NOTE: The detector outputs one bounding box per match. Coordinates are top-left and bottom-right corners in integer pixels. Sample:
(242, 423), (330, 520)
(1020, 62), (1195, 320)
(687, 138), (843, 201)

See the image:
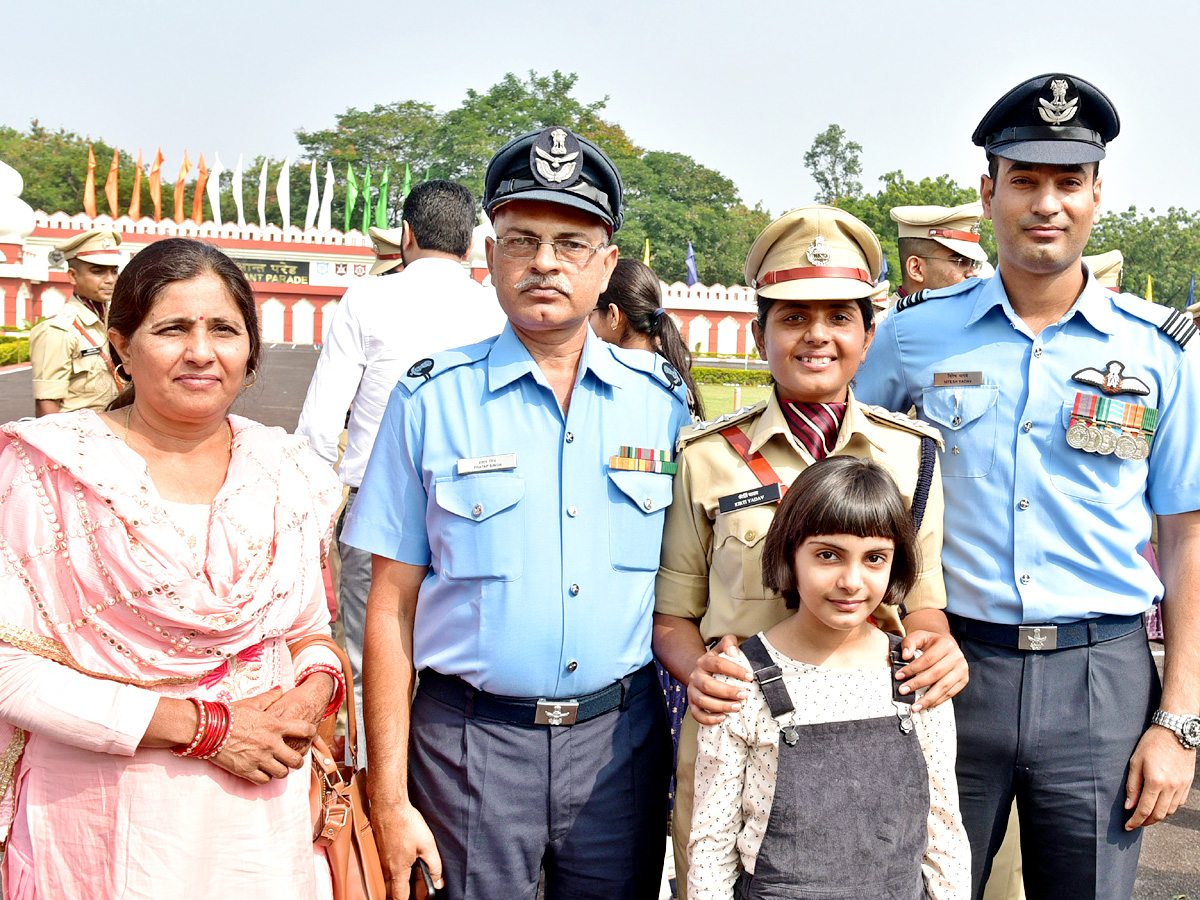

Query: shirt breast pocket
(712, 506), (778, 601)
(607, 470), (674, 571)
(432, 474), (524, 581)
(1048, 402), (1139, 503)
(922, 384), (999, 478)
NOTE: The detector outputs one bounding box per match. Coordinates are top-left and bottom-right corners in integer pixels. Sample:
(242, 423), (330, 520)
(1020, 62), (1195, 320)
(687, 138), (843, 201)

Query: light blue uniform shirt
(856, 271), (1200, 624)
(342, 323), (690, 697)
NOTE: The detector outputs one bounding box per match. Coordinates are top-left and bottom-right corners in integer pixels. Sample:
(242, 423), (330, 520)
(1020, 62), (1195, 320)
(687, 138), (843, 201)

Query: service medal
(1083, 425), (1102, 453)
(1097, 429), (1118, 455)
(1066, 423), (1089, 448)
(1115, 434), (1137, 460)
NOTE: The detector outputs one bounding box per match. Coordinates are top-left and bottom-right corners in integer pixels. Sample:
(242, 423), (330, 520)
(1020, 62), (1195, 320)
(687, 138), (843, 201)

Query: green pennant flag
(402, 163), (412, 200)
(375, 166), (390, 228)
(344, 165), (358, 233)
(361, 165), (372, 234)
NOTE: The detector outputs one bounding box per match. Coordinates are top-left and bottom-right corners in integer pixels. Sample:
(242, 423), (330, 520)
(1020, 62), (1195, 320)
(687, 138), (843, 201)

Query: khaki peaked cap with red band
(368, 225), (406, 275)
(890, 202), (988, 263)
(55, 229), (122, 267)
(1083, 249), (1123, 291)
(745, 205), (884, 302)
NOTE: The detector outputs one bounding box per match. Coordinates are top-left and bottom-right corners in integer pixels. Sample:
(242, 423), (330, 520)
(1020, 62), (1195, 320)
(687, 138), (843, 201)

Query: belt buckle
(535, 699), (579, 726)
(1018, 625), (1057, 651)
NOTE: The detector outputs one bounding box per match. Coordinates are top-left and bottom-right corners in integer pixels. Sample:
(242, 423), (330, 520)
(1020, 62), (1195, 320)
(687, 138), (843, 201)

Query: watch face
(1182, 718), (1200, 749)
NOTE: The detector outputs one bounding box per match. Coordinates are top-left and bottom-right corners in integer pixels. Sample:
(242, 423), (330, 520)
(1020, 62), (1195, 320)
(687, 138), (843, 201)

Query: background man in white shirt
(297, 180), (505, 754)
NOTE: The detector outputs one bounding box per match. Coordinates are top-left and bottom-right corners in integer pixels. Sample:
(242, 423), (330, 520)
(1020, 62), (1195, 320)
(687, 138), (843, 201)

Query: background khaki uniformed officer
(1082, 249), (1123, 291)
(30, 229), (121, 415)
(891, 202), (987, 299)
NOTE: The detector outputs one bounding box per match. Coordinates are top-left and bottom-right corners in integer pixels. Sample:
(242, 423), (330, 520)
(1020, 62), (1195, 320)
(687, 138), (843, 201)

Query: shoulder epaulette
(892, 277), (977, 314)
(860, 404), (945, 450)
(677, 401), (767, 449)
(396, 337), (495, 394)
(893, 289), (931, 313)
(1111, 293), (1197, 350)
(609, 345), (690, 404)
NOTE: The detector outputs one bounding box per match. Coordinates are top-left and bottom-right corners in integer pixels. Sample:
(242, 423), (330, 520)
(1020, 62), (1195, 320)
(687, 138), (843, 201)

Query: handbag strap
(289, 634), (360, 768)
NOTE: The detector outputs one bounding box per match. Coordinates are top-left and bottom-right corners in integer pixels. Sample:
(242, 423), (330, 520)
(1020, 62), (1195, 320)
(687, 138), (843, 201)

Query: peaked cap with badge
(367, 225), (406, 275)
(1082, 249), (1123, 291)
(55, 228), (122, 267)
(745, 205), (884, 302)
(972, 72), (1119, 164)
(483, 126), (624, 232)
(891, 203), (988, 264)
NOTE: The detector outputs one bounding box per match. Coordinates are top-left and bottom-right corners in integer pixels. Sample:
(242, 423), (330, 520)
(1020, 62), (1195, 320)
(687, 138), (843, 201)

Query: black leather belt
(947, 612), (1144, 651)
(418, 663), (656, 727)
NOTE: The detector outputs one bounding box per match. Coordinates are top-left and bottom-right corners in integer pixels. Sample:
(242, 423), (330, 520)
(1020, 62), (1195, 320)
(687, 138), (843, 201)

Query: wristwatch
(1150, 709), (1200, 750)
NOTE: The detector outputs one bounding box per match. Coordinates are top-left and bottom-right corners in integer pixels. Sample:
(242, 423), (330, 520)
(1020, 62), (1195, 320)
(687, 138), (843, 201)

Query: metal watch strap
(1151, 709), (1200, 750)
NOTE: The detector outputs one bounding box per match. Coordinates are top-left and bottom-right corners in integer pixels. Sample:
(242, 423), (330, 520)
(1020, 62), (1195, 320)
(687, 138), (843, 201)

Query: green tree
(1087, 205), (1200, 310)
(804, 124), (864, 204)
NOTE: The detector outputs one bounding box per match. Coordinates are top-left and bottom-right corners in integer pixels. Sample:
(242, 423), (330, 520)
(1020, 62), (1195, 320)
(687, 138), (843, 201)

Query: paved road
(0, 346), (1197, 898)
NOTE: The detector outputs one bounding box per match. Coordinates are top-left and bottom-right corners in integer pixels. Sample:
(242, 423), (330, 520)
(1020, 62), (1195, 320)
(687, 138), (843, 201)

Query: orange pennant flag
(192, 153), (209, 224)
(84, 144), (97, 217)
(174, 151), (191, 223)
(129, 149), (143, 220)
(104, 149), (120, 218)
(149, 149), (164, 222)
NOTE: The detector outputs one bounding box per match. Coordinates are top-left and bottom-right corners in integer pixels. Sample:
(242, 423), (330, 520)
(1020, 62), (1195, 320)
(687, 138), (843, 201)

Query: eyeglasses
(915, 254), (983, 273)
(494, 235), (607, 265)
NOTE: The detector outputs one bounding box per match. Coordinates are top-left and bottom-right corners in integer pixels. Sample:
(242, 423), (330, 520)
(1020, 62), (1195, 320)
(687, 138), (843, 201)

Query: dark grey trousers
(335, 488), (370, 762)
(954, 629), (1159, 900)
(408, 671), (671, 900)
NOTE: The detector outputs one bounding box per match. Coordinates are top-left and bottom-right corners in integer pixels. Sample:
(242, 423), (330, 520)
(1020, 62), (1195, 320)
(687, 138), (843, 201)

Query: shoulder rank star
(1071, 360), (1150, 397)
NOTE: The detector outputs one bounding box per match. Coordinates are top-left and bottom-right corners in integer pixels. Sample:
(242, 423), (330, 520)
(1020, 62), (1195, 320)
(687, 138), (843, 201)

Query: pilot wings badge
(531, 127), (582, 187)
(1072, 360), (1151, 396)
(1038, 79), (1079, 125)
(806, 235), (831, 267)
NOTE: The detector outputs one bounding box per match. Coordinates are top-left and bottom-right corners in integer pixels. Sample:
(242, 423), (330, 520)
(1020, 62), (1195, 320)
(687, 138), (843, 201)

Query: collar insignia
(531, 127), (582, 188)
(1072, 360), (1150, 396)
(1038, 78), (1079, 125)
(806, 235), (831, 266)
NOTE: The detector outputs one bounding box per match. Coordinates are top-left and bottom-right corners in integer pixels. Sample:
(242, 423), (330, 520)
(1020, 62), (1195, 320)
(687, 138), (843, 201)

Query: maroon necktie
(780, 399), (847, 461)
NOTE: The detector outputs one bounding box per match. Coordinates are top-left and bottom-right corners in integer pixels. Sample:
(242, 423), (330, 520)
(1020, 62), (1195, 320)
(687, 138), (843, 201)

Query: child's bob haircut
(761, 456), (920, 610)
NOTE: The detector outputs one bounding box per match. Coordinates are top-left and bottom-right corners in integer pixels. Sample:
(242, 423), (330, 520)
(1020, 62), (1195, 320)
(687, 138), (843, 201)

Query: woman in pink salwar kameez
(0, 239), (343, 899)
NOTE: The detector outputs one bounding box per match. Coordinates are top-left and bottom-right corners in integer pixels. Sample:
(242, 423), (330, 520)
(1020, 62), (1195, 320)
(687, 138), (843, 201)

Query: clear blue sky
(4, 0), (1195, 221)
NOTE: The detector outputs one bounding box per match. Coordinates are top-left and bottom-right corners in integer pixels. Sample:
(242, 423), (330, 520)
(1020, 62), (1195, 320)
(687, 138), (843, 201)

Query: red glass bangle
(173, 697), (208, 757)
(174, 699), (232, 759)
(299, 664), (346, 720)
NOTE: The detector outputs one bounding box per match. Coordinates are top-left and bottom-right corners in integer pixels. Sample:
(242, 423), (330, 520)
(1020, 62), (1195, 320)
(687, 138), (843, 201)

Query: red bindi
(198, 316), (204, 321)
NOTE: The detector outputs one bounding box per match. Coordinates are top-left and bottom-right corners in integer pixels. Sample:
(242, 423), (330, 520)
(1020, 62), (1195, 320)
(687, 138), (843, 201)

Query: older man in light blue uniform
(856, 73), (1200, 900)
(343, 126), (689, 900)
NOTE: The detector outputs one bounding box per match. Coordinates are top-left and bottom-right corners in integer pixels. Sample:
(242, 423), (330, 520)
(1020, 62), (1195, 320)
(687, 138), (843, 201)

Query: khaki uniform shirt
(655, 389), (947, 641)
(29, 297), (118, 413)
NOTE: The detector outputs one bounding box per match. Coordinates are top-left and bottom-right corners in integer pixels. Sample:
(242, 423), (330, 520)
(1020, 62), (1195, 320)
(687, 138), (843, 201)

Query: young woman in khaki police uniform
(652, 206), (970, 896)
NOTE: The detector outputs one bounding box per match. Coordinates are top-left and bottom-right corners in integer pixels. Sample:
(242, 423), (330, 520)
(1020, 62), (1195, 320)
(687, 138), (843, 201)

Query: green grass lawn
(697, 384), (773, 419)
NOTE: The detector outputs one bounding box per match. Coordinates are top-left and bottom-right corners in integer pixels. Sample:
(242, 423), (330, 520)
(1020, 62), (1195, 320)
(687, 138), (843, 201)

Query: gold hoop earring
(242, 370), (258, 387)
(114, 363), (131, 385)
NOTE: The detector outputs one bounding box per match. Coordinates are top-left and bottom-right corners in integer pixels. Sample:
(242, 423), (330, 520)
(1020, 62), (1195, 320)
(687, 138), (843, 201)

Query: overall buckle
(1018, 625), (1058, 651)
(534, 699), (579, 726)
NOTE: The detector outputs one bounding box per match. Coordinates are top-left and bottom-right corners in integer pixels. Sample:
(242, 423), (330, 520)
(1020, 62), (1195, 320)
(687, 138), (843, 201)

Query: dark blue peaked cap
(483, 126), (624, 232)
(973, 73), (1120, 165)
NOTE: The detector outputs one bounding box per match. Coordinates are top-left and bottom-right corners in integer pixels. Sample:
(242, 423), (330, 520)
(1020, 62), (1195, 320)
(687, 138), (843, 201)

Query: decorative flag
(192, 154), (209, 224)
(643, 239), (650, 266)
(257, 158), (268, 229)
(207, 152), (224, 226)
(401, 163), (412, 201)
(877, 253), (889, 284)
(276, 157), (291, 229)
(317, 161), (335, 232)
(129, 149), (143, 220)
(232, 154), (245, 227)
(149, 148), (164, 222)
(685, 241), (698, 287)
(375, 165), (390, 228)
(344, 165), (358, 233)
(1146, 275), (1154, 304)
(104, 149), (119, 218)
(361, 166), (372, 234)
(304, 160), (319, 231)
(83, 145), (97, 217)
(173, 151), (191, 223)
(1189, 274), (1196, 308)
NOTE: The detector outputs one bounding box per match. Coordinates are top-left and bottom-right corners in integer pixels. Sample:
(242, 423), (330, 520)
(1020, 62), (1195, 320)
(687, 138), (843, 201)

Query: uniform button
(1019, 498), (1030, 510)
(1023, 421), (1033, 433)
(567, 660), (578, 672)
(565, 432), (574, 443)
(472, 504), (483, 518)
(1033, 347), (1043, 358)
(643, 498), (653, 510)
(1020, 574), (1032, 585)
(952, 446), (960, 455)
(744, 530), (756, 542)
(952, 416), (962, 427)
(569, 583), (580, 596)
(567, 505), (578, 517)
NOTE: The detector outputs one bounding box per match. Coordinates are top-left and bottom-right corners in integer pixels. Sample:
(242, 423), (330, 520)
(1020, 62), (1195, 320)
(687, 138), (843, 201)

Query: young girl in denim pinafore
(688, 457), (970, 900)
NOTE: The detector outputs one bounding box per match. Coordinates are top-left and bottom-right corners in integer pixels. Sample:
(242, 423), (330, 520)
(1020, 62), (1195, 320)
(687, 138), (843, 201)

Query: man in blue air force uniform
(856, 73), (1200, 900)
(342, 126), (689, 900)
